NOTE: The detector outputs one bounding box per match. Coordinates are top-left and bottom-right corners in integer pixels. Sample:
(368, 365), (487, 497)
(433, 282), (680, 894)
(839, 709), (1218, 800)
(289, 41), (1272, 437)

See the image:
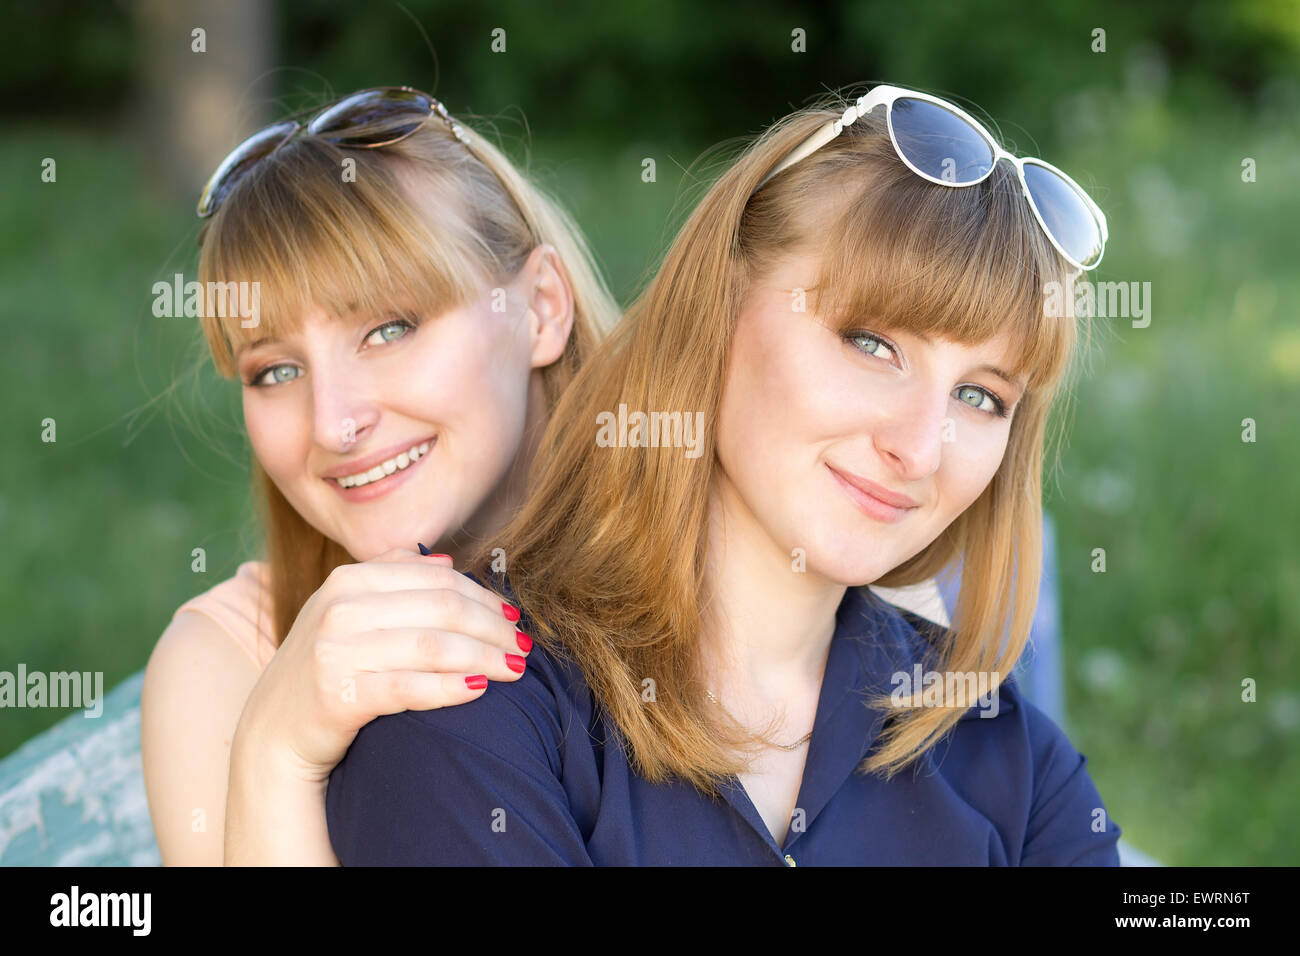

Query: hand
(231, 547), (530, 784)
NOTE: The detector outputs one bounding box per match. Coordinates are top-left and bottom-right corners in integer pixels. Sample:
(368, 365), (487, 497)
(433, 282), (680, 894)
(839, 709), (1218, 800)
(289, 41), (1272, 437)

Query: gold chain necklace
(705, 689), (814, 751)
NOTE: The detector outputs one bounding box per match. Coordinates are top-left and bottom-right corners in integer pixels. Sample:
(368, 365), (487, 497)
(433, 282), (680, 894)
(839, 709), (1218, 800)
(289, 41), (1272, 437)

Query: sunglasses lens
(307, 88), (432, 146)
(889, 97), (994, 184)
(1022, 161), (1103, 268)
(197, 121), (299, 217)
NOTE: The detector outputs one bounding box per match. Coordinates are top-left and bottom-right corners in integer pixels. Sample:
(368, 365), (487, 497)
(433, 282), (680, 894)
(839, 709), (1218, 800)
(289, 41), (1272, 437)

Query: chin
(336, 528), (419, 562)
(790, 523), (901, 586)
(813, 559), (894, 588)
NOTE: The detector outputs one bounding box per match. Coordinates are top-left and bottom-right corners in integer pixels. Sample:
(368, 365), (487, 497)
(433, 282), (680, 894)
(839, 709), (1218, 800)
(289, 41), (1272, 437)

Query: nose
(869, 380), (948, 481)
(309, 356), (380, 454)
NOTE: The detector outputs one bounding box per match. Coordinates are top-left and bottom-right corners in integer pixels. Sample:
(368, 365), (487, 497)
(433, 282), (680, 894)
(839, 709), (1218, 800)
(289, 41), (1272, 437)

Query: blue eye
(844, 329), (1010, 419)
(363, 317), (416, 347)
(848, 332), (897, 362)
(244, 315), (419, 389)
(955, 384), (1008, 417)
(248, 364), (302, 388)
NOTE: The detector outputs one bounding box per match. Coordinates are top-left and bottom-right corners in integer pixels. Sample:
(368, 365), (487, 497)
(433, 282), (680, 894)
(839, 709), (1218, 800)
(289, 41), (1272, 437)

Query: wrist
(225, 734), (337, 866)
(230, 723), (329, 793)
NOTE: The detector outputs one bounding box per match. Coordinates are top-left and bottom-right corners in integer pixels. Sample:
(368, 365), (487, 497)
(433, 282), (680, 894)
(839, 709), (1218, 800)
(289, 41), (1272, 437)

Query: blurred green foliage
(5, 0), (1300, 143)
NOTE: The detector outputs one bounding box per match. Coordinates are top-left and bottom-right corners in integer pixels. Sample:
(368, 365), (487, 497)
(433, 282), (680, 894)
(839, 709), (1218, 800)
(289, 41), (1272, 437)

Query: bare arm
(222, 548), (531, 865)
(225, 737), (338, 865)
(140, 612), (262, 866)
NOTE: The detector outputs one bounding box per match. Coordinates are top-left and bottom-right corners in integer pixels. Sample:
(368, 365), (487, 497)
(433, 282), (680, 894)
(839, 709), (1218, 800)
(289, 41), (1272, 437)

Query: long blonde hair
(195, 105), (619, 643)
(472, 87), (1093, 791)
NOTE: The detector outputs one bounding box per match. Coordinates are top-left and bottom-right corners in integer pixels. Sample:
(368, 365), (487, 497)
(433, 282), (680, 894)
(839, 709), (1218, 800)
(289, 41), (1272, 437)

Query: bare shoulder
(143, 609), (264, 716)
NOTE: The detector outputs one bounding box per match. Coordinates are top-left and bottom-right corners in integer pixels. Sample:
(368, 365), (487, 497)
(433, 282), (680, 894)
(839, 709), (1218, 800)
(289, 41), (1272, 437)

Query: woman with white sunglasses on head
(326, 84), (1120, 865)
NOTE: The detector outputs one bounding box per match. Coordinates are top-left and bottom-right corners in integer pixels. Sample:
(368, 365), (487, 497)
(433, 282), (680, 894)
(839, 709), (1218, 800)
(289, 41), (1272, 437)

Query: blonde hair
(473, 87), (1093, 792)
(196, 106), (619, 643)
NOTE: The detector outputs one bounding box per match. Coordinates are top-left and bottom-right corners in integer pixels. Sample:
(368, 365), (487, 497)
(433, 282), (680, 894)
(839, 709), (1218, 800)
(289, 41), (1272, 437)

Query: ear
(518, 244), (576, 370)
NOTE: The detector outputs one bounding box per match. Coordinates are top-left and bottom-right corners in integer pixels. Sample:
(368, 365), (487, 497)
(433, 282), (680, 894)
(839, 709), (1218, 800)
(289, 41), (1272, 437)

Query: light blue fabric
(0, 671), (160, 866)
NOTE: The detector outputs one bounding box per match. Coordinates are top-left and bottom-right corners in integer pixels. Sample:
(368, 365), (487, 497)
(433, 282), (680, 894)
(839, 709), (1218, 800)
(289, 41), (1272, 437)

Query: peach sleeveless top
(171, 560), (278, 671)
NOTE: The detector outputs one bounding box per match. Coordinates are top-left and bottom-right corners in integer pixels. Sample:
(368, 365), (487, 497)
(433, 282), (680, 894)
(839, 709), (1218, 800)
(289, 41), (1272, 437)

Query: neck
(442, 370), (549, 566)
(699, 474), (847, 705)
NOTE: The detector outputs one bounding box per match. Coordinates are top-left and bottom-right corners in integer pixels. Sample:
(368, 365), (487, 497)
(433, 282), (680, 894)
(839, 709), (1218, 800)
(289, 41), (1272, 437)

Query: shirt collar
(484, 571), (1017, 852)
(782, 585), (1017, 847)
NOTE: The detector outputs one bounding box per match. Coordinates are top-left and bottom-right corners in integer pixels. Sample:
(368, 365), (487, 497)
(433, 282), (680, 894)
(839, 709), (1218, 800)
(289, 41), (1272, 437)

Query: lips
(321, 435), (437, 482)
(325, 436), (436, 503)
(826, 465), (919, 509)
(827, 464), (918, 525)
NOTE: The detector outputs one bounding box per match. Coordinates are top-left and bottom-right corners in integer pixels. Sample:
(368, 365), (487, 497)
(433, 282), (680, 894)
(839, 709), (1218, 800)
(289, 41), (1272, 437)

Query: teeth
(334, 441), (431, 488)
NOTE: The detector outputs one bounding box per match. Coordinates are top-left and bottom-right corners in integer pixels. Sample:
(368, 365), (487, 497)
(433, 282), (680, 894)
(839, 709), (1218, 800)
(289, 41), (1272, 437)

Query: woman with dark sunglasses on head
(140, 88), (620, 865)
(326, 85), (1121, 865)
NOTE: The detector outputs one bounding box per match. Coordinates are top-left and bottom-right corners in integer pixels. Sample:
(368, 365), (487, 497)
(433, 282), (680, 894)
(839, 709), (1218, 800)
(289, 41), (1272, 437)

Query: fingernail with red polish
(501, 602), (520, 622)
(516, 630), (533, 653)
(465, 675), (488, 690)
(505, 653), (526, 673)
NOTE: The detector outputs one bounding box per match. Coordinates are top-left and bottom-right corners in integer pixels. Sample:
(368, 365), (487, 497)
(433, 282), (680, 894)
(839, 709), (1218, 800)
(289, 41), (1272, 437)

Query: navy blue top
(326, 581), (1121, 865)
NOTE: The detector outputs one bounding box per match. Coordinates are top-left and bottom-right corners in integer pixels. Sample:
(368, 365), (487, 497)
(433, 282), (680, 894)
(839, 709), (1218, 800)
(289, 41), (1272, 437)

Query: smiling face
(713, 251), (1028, 587)
(230, 151), (577, 562)
(237, 289), (534, 561)
(203, 138), (583, 564)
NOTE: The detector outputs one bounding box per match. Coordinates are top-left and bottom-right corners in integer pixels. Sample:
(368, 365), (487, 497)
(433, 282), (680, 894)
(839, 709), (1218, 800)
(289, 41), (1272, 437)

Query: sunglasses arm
(755, 88), (896, 192)
(755, 122), (837, 190)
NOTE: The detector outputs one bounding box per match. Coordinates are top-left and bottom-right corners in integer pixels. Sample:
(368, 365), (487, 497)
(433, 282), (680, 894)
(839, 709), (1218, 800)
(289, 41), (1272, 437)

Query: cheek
(401, 311), (532, 440)
(717, 311), (834, 482)
(242, 392), (307, 480)
(935, 422), (1011, 518)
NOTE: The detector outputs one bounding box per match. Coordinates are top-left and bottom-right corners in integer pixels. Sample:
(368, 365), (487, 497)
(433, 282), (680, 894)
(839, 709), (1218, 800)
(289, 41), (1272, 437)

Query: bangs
(197, 138), (489, 374)
(806, 159), (1076, 390)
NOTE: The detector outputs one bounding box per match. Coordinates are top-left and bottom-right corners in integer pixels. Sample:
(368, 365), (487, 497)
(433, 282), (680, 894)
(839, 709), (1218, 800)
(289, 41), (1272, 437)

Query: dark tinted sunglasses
(196, 86), (470, 218)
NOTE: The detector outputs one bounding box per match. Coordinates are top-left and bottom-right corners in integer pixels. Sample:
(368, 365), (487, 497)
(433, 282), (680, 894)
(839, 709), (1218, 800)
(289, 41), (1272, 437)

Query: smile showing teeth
(333, 441), (431, 488)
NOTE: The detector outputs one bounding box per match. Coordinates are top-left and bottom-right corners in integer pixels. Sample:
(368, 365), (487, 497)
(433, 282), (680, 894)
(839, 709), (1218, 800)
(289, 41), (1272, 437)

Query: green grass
(0, 126), (258, 752)
(1044, 88), (1300, 865)
(0, 91), (1295, 864)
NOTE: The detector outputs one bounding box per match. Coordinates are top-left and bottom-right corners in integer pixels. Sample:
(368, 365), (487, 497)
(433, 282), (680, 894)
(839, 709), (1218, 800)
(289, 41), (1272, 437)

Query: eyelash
(243, 315), (420, 388)
(843, 330), (1010, 419)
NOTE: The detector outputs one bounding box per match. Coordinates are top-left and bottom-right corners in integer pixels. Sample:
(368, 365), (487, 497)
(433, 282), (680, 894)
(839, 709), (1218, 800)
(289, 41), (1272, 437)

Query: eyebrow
(906, 330), (1027, 392)
(235, 337), (275, 357)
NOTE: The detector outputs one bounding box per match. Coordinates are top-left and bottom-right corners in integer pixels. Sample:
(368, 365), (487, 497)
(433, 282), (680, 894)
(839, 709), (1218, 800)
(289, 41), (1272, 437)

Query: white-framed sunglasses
(755, 84), (1109, 271)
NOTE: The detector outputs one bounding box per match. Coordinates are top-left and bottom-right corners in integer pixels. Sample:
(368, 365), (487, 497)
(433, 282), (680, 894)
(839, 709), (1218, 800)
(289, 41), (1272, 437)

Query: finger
(331, 589), (529, 657)
(369, 545), (454, 566)
(345, 627), (527, 682)
(329, 555), (521, 622)
(351, 670), (492, 718)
